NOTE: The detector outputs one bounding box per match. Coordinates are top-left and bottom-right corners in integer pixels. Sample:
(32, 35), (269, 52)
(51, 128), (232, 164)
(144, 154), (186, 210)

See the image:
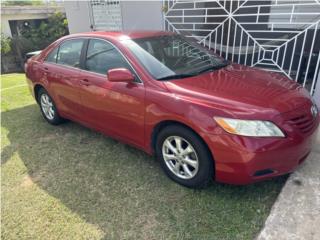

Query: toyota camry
(25, 31), (319, 188)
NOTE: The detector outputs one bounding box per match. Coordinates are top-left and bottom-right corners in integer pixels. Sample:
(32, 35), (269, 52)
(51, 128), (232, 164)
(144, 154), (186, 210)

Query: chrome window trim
(44, 36), (144, 85)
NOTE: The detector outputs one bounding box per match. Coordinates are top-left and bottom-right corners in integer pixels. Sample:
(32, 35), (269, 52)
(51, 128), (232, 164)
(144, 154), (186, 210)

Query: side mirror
(107, 68), (135, 83)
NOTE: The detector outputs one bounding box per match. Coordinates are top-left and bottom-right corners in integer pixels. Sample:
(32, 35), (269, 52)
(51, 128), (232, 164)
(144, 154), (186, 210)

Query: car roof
(65, 31), (175, 41)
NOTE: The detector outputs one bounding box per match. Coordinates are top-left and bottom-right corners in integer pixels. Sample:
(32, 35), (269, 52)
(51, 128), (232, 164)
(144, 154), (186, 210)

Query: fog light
(253, 169), (274, 177)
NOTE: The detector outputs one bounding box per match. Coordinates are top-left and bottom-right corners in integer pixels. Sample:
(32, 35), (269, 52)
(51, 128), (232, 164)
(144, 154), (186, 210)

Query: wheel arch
(34, 84), (46, 104)
(151, 120), (215, 167)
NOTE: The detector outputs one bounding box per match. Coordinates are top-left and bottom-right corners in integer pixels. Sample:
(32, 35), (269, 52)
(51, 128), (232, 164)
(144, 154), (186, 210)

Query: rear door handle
(80, 79), (91, 86)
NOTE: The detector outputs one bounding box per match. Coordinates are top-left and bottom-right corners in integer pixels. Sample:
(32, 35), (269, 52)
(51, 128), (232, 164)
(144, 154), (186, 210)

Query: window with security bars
(89, 0), (122, 31)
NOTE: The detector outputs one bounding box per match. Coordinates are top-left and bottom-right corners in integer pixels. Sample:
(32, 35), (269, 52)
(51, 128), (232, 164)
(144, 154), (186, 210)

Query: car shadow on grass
(1, 104), (287, 240)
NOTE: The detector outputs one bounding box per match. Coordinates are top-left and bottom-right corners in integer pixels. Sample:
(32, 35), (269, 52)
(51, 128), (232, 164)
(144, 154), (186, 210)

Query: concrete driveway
(257, 129), (320, 240)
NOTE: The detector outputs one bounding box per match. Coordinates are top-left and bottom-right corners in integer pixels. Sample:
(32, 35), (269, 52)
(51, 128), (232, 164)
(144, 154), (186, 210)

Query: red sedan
(25, 31), (319, 188)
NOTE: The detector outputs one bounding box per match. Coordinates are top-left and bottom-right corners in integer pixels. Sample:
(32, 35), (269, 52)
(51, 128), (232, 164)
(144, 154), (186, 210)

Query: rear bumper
(205, 116), (319, 185)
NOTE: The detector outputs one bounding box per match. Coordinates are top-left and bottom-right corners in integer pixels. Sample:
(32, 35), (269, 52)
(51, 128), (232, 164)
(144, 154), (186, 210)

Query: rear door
(42, 39), (85, 119)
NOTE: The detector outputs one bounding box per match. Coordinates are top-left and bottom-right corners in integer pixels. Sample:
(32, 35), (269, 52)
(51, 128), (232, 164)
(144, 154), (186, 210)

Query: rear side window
(85, 39), (129, 75)
(56, 39), (84, 68)
(45, 47), (59, 63)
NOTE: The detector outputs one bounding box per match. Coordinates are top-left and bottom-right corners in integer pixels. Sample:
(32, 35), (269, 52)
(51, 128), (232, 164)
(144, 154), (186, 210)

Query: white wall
(121, 1), (163, 31)
(64, 1), (164, 33)
(313, 69), (320, 107)
(1, 17), (13, 37)
(64, 1), (92, 34)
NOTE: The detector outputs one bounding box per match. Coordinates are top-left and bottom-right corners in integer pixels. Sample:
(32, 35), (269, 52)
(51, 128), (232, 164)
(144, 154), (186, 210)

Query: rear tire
(38, 88), (65, 125)
(156, 125), (214, 188)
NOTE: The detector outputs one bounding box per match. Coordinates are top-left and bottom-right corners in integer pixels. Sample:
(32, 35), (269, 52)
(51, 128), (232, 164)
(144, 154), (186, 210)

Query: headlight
(214, 117), (285, 137)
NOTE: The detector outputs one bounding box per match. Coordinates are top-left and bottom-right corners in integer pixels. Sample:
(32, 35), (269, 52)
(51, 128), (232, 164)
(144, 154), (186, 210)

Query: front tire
(38, 88), (64, 125)
(156, 125), (214, 188)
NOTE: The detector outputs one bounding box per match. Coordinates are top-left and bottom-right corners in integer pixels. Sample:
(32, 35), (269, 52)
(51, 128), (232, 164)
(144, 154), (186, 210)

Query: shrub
(19, 12), (69, 52)
(2, 0), (43, 6)
(1, 33), (12, 55)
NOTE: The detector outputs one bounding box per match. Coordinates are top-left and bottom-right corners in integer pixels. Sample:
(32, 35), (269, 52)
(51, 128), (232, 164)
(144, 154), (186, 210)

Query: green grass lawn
(1, 73), (286, 240)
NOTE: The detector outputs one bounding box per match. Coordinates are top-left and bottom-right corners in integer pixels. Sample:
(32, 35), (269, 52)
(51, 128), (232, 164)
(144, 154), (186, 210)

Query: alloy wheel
(162, 136), (199, 179)
(40, 93), (55, 120)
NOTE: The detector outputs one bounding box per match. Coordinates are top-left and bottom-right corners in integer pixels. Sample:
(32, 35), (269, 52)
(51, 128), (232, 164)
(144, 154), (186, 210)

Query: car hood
(163, 64), (311, 118)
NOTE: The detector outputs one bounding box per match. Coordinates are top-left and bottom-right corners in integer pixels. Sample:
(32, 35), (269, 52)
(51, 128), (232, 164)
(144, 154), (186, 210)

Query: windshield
(122, 34), (228, 80)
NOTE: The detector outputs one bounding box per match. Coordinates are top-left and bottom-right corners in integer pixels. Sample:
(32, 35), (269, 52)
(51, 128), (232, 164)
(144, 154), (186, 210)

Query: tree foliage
(19, 12), (69, 53)
(2, 0), (43, 6)
(1, 33), (12, 55)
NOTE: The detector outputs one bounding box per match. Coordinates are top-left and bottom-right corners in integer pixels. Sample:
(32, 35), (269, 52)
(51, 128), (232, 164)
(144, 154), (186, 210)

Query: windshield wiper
(196, 62), (229, 75)
(157, 73), (196, 80)
(213, 62), (229, 69)
(157, 62), (229, 80)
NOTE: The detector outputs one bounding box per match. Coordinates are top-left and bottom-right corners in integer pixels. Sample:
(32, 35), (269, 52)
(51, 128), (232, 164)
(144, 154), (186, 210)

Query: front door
(78, 39), (145, 147)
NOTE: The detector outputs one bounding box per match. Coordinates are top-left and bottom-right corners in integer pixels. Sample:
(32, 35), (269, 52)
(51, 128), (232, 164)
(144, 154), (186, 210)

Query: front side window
(56, 39), (84, 68)
(85, 39), (130, 75)
(123, 35), (228, 80)
(45, 47), (59, 63)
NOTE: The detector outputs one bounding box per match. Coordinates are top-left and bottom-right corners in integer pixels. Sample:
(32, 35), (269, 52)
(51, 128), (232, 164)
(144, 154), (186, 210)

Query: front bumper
(25, 76), (35, 99)
(205, 113), (319, 185)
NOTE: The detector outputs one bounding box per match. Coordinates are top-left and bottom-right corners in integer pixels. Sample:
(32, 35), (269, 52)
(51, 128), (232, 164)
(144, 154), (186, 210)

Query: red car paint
(25, 31), (319, 185)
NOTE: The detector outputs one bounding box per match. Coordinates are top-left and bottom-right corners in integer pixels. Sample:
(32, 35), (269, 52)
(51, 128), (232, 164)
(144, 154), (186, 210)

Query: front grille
(287, 110), (317, 134)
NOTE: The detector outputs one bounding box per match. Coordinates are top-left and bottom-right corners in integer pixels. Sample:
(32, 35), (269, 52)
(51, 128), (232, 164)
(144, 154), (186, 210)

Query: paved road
(257, 129), (320, 240)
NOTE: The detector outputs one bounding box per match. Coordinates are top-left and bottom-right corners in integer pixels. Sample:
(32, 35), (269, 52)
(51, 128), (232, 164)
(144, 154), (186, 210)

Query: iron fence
(164, 0), (320, 95)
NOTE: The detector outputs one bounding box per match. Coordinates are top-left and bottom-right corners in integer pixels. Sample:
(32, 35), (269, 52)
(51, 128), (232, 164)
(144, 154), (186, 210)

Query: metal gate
(89, 0), (122, 31)
(164, 0), (320, 95)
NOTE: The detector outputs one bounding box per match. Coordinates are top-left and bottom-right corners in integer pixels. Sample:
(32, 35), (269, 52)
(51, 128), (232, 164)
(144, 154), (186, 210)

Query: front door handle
(80, 79), (90, 86)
